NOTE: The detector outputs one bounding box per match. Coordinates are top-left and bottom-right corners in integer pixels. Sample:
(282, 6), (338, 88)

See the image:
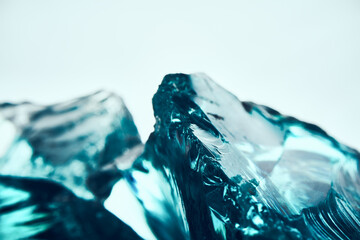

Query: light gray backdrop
(1, 0), (359, 149)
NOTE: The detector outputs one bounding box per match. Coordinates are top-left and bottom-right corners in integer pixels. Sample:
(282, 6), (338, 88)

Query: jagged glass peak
(0, 74), (359, 240)
(0, 90), (141, 199)
(127, 73), (360, 239)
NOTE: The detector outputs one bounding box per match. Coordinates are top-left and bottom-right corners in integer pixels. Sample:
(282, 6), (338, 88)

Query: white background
(1, 0), (359, 149)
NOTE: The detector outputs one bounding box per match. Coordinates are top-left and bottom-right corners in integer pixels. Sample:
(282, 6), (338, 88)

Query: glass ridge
(0, 74), (359, 239)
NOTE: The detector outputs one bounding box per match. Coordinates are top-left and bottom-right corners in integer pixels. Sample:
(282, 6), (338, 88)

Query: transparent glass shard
(125, 73), (360, 239)
(0, 91), (141, 199)
(0, 91), (144, 239)
(0, 175), (141, 240)
(1, 74), (359, 240)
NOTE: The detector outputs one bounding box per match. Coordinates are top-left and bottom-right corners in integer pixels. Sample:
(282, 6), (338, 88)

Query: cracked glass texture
(1, 74), (359, 240)
(120, 73), (360, 239)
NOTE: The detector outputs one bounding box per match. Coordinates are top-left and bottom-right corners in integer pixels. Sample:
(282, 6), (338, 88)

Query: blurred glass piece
(123, 73), (360, 239)
(0, 91), (143, 239)
(0, 91), (141, 199)
(0, 175), (141, 240)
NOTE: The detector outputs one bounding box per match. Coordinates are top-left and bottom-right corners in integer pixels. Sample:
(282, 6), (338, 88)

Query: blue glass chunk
(121, 73), (360, 239)
(0, 91), (141, 199)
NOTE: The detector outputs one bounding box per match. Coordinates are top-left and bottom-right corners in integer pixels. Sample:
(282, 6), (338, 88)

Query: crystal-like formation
(119, 73), (360, 239)
(0, 91), (142, 239)
(0, 176), (141, 240)
(0, 90), (141, 199)
(1, 74), (360, 240)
